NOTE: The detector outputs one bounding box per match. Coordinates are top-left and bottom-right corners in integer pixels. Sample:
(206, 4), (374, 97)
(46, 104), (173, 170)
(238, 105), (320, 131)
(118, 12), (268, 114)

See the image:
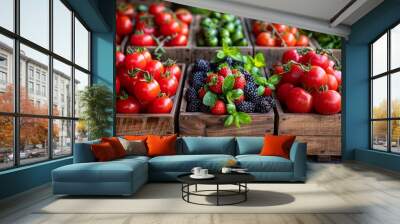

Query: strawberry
(234, 75), (246, 89)
(234, 94), (245, 104)
(198, 87), (206, 99)
(207, 73), (224, 94)
(210, 100), (227, 115)
(263, 87), (272, 96)
(218, 63), (232, 77)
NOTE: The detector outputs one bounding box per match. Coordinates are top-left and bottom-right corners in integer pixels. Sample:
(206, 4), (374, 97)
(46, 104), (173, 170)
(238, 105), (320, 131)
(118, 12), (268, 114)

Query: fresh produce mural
(115, 0), (343, 158)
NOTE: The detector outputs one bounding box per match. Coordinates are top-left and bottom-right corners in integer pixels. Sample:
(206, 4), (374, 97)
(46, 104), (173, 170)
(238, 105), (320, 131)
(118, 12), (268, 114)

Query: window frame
(0, 0), (92, 171)
(370, 21), (400, 154)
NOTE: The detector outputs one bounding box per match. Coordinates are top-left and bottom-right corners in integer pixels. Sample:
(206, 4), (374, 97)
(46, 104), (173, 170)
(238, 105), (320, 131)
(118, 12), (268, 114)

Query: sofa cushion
(147, 134), (177, 157)
(53, 158), (147, 183)
(181, 137), (235, 155)
(236, 137), (263, 155)
(236, 155), (293, 172)
(149, 154), (235, 172)
(73, 140), (100, 163)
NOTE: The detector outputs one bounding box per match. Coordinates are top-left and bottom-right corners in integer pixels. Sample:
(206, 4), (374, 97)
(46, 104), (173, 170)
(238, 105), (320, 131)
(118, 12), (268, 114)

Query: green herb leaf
(234, 115), (241, 128)
(255, 76), (267, 86)
(257, 86), (265, 96)
(203, 91), (218, 107)
(216, 50), (225, 59)
(254, 52), (266, 68)
(231, 89), (244, 99)
(226, 103), (236, 114)
(268, 74), (281, 85)
(266, 82), (275, 90)
(237, 112), (252, 124)
(222, 75), (235, 94)
(224, 115), (234, 127)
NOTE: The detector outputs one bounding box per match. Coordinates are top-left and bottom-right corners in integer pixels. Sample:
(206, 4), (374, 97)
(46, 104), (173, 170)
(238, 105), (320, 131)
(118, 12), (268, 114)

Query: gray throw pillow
(118, 137), (147, 156)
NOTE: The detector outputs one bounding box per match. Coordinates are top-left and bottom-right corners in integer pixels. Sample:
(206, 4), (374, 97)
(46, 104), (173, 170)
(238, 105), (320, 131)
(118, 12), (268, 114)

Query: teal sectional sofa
(52, 137), (307, 196)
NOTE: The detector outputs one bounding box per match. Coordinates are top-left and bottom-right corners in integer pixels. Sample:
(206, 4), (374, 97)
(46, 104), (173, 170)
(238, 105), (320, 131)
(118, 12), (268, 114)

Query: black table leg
(216, 184), (219, 206)
(195, 184), (198, 192)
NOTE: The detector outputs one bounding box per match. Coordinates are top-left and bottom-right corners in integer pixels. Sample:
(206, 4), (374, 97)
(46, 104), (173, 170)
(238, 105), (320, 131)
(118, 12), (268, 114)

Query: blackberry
(187, 99), (201, 112)
(236, 101), (255, 113)
(185, 87), (198, 102)
(255, 97), (275, 113)
(200, 103), (210, 113)
(242, 70), (255, 83)
(244, 82), (261, 103)
(190, 71), (206, 90)
(194, 59), (210, 72)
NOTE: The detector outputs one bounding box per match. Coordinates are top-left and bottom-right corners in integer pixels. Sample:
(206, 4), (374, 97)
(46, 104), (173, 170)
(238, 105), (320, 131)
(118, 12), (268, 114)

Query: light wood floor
(1, 162), (400, 224)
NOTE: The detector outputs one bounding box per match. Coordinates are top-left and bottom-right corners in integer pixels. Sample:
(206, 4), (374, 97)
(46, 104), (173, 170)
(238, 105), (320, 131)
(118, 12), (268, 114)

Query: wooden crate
(179, 64), (275, 136)
(245, 19), (342, 70)
(275, 100), (341, 156)
(190, 15), (253, 62)
(116, 64), (186, 136)
(122, 18), (195, 64)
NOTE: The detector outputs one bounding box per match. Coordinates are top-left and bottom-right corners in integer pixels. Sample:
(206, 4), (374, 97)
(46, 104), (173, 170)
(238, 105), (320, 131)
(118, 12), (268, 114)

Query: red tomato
(296, 35), (309, 46)
(118, 68), (144, 95)
(116, 76), (121, 95)
(313, 90), (341, 115)
(155, 12), (173, 25)
(286, 87), (313, 113)
(273, 64), (284, 74)
(165, 63), (181, 80)
(116, 51), (125, 68)
(328, 60), (335, 68)
(277, 83), (295, 104)
(134, 75), (161, 103)
(157, 74), (179, 96)
(116, 15), (133, 36)
(281, 32), (296, 47)
(166, 34), (188, 46)
(149, 3), (165, 15)
(130, 32), (155, 46)
(147, 95), (173, 113)
(272, 23), (288, 33)
(117, 95), (141, 114)
(180, 22), (189, 36)
(252, 21), (263, 35)
(282, 64), (304, 86)
(288, 27), (298, 35)
(299, 50), (317, 64)
(327, 74), (338, 91)
(256, 32), (275, 46)
(325, 66), (335, 75)
(282, 49), (300, 63)
(302, 66), (327, 90)
(333, 70), (342, 85)
(124, 52), (147, 70)
(146, 60), (164, 80)
(135, 20), (156, 35)
(135, 48), (152, 62)
(176, 9), (193, 24)
(117, 3), (135, 19)
(160, 20), (181, 36)
(309, 53), (330, 69)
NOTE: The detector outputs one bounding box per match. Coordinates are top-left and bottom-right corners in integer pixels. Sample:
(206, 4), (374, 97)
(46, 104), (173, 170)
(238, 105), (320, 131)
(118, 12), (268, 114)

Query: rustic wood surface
(179, 64), (275, 136)
(190, 15), (253, 62)
(297, 136), (341, 156)
(116, 64), (186, 136)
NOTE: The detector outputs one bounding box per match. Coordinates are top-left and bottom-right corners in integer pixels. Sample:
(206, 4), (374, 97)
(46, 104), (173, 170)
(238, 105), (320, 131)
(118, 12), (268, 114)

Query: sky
(0, 0), (89, 74)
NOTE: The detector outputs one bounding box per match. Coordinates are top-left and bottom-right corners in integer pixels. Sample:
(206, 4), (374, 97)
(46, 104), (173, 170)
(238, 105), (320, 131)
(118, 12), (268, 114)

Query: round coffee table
(177, 173), (255, 206)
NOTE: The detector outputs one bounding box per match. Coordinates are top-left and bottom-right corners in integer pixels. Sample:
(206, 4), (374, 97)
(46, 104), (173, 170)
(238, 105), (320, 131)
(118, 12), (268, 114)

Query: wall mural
(115, 0), (342, 160)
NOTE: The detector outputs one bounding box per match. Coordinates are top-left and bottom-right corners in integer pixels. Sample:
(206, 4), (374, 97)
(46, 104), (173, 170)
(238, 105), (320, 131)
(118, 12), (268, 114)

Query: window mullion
(387, 30), (391, 152)
(71, 10), (76, 155)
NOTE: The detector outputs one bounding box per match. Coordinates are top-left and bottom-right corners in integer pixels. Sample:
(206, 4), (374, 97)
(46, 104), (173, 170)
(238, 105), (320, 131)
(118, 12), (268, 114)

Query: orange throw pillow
(146, 134), (177, 157)
(91, 142), (117, 162)
(101, 137), (126, 158)
(259, 135), (296, 159)
(124, 135), (148, 141)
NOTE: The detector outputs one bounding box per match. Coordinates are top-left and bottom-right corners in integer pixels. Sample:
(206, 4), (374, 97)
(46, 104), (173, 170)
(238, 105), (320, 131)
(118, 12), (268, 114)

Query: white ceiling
(167, 0), (384, 37)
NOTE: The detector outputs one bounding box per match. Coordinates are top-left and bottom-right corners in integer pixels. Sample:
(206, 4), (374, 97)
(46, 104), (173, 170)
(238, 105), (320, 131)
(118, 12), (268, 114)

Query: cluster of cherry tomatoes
(273, 49), (342, 115)
(116, 47), (182, 114)
(252, 21), (310, 47)
(116, 1), (193, 47)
